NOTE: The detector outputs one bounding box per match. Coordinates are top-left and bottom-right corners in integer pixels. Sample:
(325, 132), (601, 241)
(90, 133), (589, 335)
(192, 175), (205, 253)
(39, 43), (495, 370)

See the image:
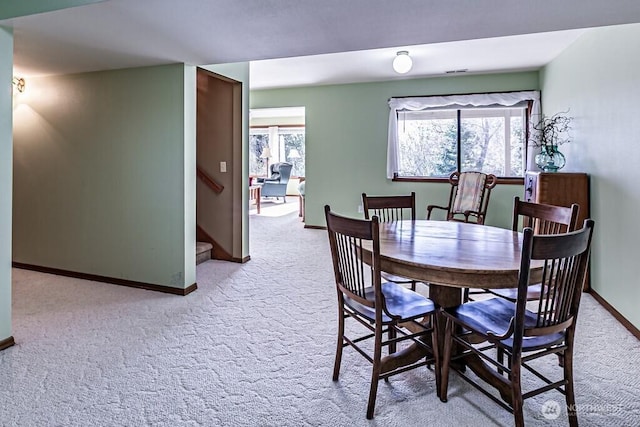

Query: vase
(535, 145), (566, 172)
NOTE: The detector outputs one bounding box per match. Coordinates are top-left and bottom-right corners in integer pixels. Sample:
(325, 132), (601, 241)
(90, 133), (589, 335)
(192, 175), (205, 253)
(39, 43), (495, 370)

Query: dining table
(360, 219), (544, 405)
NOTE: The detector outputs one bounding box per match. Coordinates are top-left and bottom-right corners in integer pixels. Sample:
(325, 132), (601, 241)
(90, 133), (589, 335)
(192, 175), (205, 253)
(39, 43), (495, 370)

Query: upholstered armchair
(259, 162), (293, 202)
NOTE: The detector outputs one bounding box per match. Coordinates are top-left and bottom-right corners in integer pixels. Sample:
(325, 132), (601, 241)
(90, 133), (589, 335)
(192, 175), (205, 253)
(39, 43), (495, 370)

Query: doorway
(196, 67), (243, 262)
(248, 107), (306, 218)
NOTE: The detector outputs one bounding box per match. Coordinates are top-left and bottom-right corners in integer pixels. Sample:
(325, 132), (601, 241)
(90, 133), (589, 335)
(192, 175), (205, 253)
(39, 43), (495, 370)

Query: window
(249, 129), (270, 176)
(249, 107), (306, 177)
(397, 107), (526, 177)
(387, 91), (540, 179)
(250, 126), (305, 177)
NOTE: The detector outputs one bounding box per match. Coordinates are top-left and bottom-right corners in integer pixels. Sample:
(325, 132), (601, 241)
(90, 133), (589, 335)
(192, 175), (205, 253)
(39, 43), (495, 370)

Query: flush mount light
(392, 51), (412, 74)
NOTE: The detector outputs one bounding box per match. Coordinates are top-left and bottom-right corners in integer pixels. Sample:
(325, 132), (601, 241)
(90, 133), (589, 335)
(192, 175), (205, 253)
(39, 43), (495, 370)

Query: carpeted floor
(1, 208), (639, 426)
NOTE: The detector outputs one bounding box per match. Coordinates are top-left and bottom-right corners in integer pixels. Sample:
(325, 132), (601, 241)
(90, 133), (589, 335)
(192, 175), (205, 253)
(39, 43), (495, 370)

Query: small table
(249, 185), (261, 214)
(361, 220), (543, 405)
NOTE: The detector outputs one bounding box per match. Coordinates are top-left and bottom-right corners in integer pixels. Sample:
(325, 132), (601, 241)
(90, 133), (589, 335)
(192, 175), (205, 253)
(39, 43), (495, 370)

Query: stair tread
(196, 242), (212, 265)
(196, 242), (213, 254)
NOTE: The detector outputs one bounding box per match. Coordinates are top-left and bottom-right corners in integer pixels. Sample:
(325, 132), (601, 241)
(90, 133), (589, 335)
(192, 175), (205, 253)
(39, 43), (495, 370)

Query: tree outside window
(249, 132), (269, 176)
(397, 107), (526, 178)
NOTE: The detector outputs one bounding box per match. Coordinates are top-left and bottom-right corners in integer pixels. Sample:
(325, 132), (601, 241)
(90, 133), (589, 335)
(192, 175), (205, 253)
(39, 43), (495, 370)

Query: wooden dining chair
(362, 192), (416, 222)
(426, 171), (496, 302)
(324, 205), (441, 419)
(426, 171), (497, 225)
(487, 197), (580, 302)
(362, 192), (419, 291)
(439, 219), (595, 427)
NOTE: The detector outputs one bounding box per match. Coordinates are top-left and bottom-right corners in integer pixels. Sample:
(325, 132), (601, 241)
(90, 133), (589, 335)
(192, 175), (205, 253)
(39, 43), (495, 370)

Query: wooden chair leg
(510, 360), (525, 427)
(430, 313), (442, 399)
(388, 325), (397, 355)
(333, 308), (345, 381)
(385, 324), (396, 383)
(564, 350), (578, 427)
(366, 325), (383, 419)
(497, 347), (504, 371)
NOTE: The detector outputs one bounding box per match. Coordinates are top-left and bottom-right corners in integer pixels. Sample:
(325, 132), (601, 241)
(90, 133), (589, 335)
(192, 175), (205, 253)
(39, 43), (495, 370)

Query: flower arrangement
(531, 111), (573, 172)
(531, 111), (573, 152)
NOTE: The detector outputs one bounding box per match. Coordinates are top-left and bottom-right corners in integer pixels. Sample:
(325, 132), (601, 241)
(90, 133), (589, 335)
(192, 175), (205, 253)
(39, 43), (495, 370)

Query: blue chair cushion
(446, 297), (564, 351)
(344, 282), (436, 324)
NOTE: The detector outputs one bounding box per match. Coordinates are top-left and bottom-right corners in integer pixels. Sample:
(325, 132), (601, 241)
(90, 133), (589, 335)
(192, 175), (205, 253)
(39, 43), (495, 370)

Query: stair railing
(196, 166), (224, 194)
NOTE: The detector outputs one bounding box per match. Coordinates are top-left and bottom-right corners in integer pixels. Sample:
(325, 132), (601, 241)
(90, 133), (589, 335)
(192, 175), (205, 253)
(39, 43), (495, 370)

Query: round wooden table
(373, 220), (542, 308)
(361, 220), (542, 403)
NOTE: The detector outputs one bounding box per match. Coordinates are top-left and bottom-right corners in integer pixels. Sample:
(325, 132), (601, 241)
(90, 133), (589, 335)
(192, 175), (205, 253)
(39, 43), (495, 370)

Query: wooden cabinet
(524, 171), (591, 289)
(524, 171), (590, 223)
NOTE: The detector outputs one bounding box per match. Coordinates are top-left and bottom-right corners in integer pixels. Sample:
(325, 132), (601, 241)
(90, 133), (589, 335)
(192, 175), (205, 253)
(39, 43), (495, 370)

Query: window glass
(249, 127), (305, 177)
(397, 110), (456, 177)
(397, 107), (526, 178)
(249, 130), (269, 176)
(279, 128), (305, 177)
(510, 115), (525, 176)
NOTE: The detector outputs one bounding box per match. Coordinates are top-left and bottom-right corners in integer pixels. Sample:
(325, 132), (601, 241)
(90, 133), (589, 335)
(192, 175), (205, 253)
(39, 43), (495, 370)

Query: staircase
(196, 166), (233, 262)
(196, 242), (212, 265)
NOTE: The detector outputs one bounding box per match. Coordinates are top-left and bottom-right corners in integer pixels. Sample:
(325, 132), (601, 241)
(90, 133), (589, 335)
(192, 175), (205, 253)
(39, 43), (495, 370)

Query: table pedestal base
(382, 284), (512, 407)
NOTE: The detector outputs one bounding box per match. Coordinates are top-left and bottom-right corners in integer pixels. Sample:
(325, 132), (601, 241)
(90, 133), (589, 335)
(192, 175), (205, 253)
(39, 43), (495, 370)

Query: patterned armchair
(259, 162), (293, 202)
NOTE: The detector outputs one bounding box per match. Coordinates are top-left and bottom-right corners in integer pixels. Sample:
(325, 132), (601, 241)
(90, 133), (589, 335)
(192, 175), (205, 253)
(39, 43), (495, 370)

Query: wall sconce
(12, 77), (26, 93)
(392, 51), (413, 74)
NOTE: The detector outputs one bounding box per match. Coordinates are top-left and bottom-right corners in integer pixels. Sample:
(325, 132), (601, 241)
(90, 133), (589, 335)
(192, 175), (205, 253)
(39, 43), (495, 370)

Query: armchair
(426, 171), (497, 225)
(259, 162), (293, 202)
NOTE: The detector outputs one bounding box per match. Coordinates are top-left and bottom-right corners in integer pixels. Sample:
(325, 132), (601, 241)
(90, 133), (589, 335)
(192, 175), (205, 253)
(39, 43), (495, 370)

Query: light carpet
(1, 209), (639, 426)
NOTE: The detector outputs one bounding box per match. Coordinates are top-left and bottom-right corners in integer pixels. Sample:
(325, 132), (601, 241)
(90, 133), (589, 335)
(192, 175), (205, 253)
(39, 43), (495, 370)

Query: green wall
(13, 64), (196, 289)
(541, 23), (640, 328)
(251, 72), (539, 228)
(0, 26), (13, 343)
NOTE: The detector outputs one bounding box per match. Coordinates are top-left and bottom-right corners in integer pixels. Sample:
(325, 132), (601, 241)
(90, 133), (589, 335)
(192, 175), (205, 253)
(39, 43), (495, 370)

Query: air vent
(445, 69), (469, 74)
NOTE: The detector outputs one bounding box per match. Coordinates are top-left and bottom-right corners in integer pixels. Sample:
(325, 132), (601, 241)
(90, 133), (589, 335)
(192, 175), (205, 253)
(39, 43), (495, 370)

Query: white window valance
(387, 90), (541, 179)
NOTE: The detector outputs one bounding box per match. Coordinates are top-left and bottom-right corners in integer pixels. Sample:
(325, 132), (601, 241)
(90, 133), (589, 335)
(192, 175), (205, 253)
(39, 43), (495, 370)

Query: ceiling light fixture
(392, 51), (412, 74)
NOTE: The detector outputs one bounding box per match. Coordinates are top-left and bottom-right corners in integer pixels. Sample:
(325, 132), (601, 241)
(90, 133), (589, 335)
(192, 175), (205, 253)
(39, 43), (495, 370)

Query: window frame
(387, 90), (540, 184)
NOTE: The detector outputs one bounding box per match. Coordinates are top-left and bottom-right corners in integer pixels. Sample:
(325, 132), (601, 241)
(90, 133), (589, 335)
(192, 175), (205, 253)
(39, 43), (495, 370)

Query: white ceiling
(249, 30), (587, 89)
(4, 0), (640, 89)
